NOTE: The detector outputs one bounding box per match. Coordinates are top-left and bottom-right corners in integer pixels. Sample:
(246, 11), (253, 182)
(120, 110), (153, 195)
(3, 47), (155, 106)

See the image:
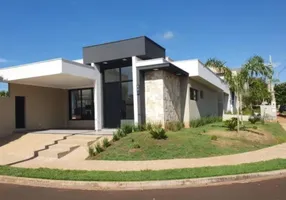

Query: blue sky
(0, 0), (285, 90)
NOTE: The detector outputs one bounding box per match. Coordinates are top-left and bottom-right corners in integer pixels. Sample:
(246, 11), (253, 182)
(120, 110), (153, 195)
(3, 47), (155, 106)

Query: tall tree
(275, 82), (286, 105)
(205, 56), (271, 131)
(244, 55), (273, 79)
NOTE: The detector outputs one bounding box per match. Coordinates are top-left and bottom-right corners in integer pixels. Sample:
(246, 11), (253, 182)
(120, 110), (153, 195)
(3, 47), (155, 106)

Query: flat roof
(83, 36), (165, 51)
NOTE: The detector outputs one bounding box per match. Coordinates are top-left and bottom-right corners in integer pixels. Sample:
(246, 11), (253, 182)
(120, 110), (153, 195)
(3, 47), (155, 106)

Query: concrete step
(38, 144), (79, 159)
(58, 137), (99, 146)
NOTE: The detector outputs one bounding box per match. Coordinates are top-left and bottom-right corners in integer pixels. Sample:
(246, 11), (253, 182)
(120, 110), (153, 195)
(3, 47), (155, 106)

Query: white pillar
(92, 63), (103, 131)
(132, 56), (140, 125)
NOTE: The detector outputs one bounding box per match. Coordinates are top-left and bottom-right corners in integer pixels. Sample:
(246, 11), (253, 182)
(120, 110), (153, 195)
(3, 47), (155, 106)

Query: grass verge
(1, 159), (286, 182)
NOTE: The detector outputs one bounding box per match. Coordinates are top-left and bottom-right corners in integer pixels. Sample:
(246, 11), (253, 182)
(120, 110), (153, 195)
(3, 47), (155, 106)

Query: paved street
(1, 177), (286, 200)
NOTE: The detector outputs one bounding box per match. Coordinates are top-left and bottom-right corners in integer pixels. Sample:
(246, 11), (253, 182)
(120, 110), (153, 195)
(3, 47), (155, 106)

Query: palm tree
(205, 56), (273, 131)
(206, 58), (252, 131)
(244, 56), (273, 79)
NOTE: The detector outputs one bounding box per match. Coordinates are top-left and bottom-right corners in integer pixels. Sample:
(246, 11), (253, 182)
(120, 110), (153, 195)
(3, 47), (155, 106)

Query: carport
(0, 58), (103, 133)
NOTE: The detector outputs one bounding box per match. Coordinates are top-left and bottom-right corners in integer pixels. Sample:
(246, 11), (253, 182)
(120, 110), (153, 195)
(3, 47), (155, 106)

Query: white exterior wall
(172, 59), (230, 94)
(189, 79), (219, 120)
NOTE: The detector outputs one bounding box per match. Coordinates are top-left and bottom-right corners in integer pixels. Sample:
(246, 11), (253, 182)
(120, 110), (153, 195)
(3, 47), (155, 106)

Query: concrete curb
(1, 169), (286, 191)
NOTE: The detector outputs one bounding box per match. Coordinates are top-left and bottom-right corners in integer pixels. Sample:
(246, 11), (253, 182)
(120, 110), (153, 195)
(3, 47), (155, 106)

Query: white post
(132, 56), (140, 125)
(92, 63), (103, 131)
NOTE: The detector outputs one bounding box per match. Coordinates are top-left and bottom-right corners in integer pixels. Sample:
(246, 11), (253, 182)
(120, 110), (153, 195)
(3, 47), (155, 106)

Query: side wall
(9, 84), (67, 130)
(0, 97), (14, 137)
(189, 79), (219, 120)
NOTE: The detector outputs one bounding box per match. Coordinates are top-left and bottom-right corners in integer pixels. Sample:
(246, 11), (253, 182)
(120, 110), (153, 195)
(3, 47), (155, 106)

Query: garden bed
(89, 122), (286, 161)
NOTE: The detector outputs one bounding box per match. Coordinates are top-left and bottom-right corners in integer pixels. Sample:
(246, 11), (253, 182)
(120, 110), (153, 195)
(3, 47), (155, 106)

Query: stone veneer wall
(163, 71), (181, 122)
(144, 70), (181, 127)
(145, 70), (164, 124)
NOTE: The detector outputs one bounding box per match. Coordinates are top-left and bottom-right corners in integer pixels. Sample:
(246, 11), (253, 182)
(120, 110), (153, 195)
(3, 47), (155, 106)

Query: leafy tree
(275, 82), (286, 105)
(243, 78), (271, 107)
(0, 90), (9, 97)
(205, 56), (271, 132)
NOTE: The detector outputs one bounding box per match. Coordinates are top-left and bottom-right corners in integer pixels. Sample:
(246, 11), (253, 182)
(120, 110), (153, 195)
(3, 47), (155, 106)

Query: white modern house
(0, 36), (232, 136)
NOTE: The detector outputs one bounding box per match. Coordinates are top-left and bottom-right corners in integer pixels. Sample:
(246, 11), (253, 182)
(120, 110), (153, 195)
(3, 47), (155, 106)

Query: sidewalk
(14, 142), (286, 171)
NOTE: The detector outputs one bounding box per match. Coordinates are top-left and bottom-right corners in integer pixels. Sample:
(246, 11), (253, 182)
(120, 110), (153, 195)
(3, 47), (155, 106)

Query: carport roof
(0, 58), (96, 89)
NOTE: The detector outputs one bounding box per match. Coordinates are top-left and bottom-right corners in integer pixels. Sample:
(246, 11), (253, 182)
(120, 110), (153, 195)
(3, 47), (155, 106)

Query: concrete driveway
(0, 133), (69, 165)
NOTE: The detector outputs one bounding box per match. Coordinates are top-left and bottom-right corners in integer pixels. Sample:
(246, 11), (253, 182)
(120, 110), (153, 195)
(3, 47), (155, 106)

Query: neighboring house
(0, 36), (232, 136)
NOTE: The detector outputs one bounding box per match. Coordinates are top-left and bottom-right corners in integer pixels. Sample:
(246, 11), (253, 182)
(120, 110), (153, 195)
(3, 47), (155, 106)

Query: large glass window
(121, 82), (134, 119)
(121, 66), (132, 81)
(104, 68), (120, 83)
(69, 88), (94, 120)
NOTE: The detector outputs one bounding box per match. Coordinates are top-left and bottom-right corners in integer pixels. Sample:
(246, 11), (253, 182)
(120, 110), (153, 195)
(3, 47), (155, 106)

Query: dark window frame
(69, 88), (94, 120)
(103, 66), (134, 120)
(190, 88), (198, 101)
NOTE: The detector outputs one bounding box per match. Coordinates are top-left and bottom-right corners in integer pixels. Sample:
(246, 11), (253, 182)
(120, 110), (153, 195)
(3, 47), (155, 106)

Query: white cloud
(163, 31), (174, 40)
(0, 58), (8, 63)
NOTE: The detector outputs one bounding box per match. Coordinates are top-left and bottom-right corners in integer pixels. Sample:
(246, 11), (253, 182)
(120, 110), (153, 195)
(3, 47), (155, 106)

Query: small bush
(95, 143), (104, 153)
(249, 116), (260, 124)
(133, 124), (146, 132)
(211, 135), (218, 141)
(190, 116), (222, 128)
(121, 124), (133, 135)
(102, 138), (111, 148)
(149, 128), (167, 139)
(146, 122), (152, 131)
(165, 121), (184, 132)
(88, 146), (95, 157)
(253, 126), (258, 130)
(225, 117), (237, 131)
(241, 125), (247, 131)
(132, 143), (141, 149)
(116, 128), (126, 138)
(131, 138), (134, 142)
(112, 133), (120, 142)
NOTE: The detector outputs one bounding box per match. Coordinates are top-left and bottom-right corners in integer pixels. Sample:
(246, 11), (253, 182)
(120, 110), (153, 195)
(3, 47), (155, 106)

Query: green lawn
(92, 122), (286, 161)
(0, 159), (286, 181)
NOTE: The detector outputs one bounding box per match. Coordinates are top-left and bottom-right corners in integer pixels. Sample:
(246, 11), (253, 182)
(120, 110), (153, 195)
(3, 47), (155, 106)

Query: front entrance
(102, 63), (134, 128)
(15, 96), (25, 129)
(104, 82), (121, 128)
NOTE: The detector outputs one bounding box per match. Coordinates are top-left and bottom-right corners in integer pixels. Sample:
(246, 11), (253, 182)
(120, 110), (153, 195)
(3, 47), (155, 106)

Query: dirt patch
(212, 139), (250, 148)
(128, 148), (142, 153)
(205, 128), (276, 145)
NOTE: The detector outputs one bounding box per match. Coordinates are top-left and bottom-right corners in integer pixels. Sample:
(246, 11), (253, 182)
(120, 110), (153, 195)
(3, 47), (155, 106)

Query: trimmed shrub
(190, 116), (222, 128)
(95, 143), (104, 153)
(133, 124), (147, 132)
(211, 135), (218, 141)
(88, 146), (95, 157)
(121, 124), (133, 135)
(116, 128), (125, 138)
(102, 138), (111, 148)
(112, 133), (120, 142)
(149, 128), (167, 139)
(165, 121), (184, 132)
(146, 122), (152, 131)
(225, 117), (237, 131)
